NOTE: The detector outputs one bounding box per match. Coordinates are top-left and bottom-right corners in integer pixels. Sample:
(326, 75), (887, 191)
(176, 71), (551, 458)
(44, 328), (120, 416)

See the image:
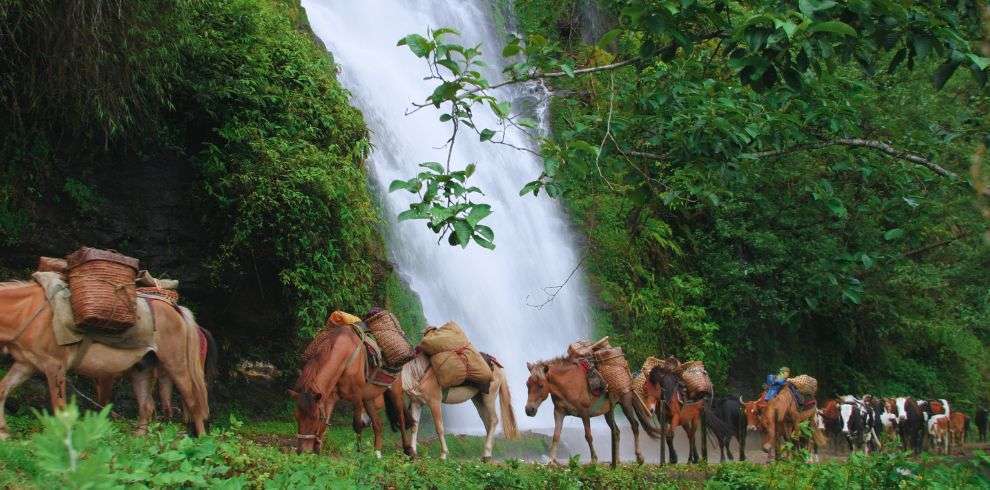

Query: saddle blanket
(33, 272), (156, 351)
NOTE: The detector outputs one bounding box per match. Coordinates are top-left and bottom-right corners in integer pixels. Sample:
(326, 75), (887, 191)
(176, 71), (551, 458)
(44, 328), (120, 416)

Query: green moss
(385, 272), (428, 341)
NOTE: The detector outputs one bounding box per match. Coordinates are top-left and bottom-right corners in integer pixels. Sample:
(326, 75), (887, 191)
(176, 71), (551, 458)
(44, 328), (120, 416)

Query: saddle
(576, 357), (608, 397)
(348, 322), (401, 388)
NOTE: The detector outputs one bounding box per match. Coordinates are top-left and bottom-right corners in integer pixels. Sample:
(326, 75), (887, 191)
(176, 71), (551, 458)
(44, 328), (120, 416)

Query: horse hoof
(636, 454), (644, 465)
(133, 427), (148, 437)
(481, 456), (492, 463)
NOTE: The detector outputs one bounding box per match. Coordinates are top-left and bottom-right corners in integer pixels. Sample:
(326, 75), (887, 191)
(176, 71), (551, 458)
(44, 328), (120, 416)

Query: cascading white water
(302, 0), (593, 431)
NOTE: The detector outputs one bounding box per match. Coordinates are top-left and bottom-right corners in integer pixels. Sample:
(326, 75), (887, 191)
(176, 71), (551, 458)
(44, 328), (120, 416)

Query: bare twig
(525, 254), (587, 309)
(595, 73), (618, 190)
(744, 138), (958, 179)
(465, 58), (641, 97)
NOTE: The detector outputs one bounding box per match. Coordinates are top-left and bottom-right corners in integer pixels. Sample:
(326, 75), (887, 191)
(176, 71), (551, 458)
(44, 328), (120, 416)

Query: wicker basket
(37, 256), (68, 274)
(593, 347), (632, 395)
(66, 247), (139, 333)
(677, 360), (713, 399)
(137, 287), (179, 303)
(787, 375), (818, 397)
(632, 356), (664, 408)
(365, 309), (415, 367)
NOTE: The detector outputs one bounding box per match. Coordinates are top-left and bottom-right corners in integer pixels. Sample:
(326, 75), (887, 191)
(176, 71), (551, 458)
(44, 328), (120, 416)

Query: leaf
(479, 128), (495, 141)
(419, 162), (445, 173)
(883, 228), (905, 241)
(396, 34), (431, 57)
(932, 60), (962, 90)
(597, 28), (622, 48)
(501, 42), (521, 58)
(437, 59), (461, 75)
(466, 204), (492, 226)
(398, 208), (426, 221)
(519, 180), (542, 196)
(464, 163), (476, 178)
(389, 179), (408, 193)
(474, 224), (494, 242)
(808, 21), (857, 37)
(861, 253), (874, 268)
(452, 220), (472, 248)
(825, 197), (847, 218)
(799, 0), (837, 16)
(967, 54), (990, 71)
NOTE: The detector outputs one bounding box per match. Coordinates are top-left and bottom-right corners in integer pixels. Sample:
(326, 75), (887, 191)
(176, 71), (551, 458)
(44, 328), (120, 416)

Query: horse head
(287, 388), (326, 454)
(742, 399), (764, 431)
(524, 361), (551, 417)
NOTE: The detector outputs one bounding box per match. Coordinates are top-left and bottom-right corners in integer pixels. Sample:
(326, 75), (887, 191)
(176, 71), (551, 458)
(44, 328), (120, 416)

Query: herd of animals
(0, 251), (986, 468)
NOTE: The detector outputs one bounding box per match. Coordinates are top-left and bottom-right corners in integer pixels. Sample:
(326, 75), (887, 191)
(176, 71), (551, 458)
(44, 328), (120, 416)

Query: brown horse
(94, 326), (218, 420)
(525, 358), (661, 467)
(744, 389), (822, 461)
(641, 369), (734, 463)
(398, 353), (518, 462)
(0, 281), (209, 437)
(288, 323), (408, 456)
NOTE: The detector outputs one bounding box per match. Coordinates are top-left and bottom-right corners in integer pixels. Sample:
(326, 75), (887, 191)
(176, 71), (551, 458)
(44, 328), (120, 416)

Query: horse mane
(0, 280), (32, 290)
(528, 355), (574, 379)
(649, 367), (680, 400)
(295, 325), (348, 392)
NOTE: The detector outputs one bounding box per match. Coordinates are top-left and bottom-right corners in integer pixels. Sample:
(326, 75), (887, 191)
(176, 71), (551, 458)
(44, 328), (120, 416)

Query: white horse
(399, 354), (518, 461)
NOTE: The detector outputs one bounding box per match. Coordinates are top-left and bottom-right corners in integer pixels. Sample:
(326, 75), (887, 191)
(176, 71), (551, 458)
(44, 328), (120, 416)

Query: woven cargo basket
(66, 247), (139, 333)
(593, 347), (632, 396)
(787, 374), (818, 397)
(632, 356), (664, 410)
(37, 256), (68, 274)
(137, 287), (179, 303)
(365, 309), (415, 367)
(677, 360), (713, 399)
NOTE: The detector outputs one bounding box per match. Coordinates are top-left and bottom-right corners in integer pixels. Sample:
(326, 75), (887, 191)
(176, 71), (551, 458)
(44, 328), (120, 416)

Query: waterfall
(302, 0), (593, 431)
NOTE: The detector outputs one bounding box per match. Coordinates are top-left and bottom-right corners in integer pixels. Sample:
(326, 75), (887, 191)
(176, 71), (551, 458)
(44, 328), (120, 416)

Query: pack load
(676, 360), (713, 399)
(567, 337), (632, 397)
(419, 321), (492, 391)
(787, 374), (818, 398)
(632, 356), (664, 408)
(37, 257), (68, 274)
(135, 270), (179, 303)
(364, 309), (415, 367)
(65, 247), (139, 333)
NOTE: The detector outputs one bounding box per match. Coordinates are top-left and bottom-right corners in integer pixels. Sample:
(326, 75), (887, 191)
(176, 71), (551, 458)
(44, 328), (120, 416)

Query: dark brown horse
(642, 369), (734, 463)
(525, 357), (662, 467)
(289, 322), (408, 456)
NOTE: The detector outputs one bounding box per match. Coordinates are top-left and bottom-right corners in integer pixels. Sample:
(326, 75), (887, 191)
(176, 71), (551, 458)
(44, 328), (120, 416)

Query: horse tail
(384, 382), (410, 432)
(199, 326), (219, 392)
(496, 367), (520, 440)
(177, 305), (210, 422)
(702, 396), (736, 442)
(631, 393), (665, 439)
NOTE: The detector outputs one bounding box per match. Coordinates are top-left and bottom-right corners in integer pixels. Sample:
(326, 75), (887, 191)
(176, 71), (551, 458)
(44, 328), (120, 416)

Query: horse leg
(352, 400), (366, 452)
(93, 376), (115, 408)
(548, 407), (565, 465)
(604, 410), (620, 468)
(41, 361), (68, 413)
(581, 415), (598, 465)
(687, 423), (699, 464)
(131, 367), (156, 436)
(666, 428), (678, 464)
(408, 400), (422, 458)
(363, 398), (384, 459)
(472, 395), (497, 463)
(157, 369), (175, 420)
(157, 361), (206, 436)
(428, 396), (448, 460)
(618, 396), (644, 464)
(0, 362), (33, 440)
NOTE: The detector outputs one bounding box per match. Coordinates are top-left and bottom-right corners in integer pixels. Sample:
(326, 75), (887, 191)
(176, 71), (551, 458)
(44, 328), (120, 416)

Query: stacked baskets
(632, 356), (664, 409)
(677, 360), (713, 399)
(365, 309), (415, 367)
(65, 247), (139, 333)
(787, 374), (818, 398)
(593, 346), (632, 396)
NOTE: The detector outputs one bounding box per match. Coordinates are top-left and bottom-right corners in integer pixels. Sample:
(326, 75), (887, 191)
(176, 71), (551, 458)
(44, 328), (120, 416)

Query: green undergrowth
(0, 404), (987, 489)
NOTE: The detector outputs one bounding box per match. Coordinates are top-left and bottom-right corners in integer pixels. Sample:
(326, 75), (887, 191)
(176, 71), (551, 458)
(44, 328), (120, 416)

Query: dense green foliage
(0, 0), (390, 362)
(493, 0), (990, 403)
(0, 404), (986, 489)
(394, 0), (990, 403)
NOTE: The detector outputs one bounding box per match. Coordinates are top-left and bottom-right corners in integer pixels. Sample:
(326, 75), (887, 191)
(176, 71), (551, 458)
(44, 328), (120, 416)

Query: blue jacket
(764, 374), (787, 400)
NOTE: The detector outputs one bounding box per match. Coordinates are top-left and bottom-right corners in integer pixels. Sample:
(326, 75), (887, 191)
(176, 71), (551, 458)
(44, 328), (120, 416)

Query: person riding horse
(762, 367), (803, 405)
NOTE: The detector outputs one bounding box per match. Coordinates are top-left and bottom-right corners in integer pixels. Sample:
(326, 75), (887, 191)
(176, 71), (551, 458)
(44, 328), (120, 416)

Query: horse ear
(287, 389), (299, 400)
(541, 364), (550, 375)
(526, 362), (533, 371)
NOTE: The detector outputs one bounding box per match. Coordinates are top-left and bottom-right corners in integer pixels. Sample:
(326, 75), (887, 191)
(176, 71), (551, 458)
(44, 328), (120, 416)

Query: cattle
(949, 411), (969, 453)
(895, 397), (925, 454)
(838, 398), (882, 454)
(928, 414), (951, 454)
(712, 396), (747, 462)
